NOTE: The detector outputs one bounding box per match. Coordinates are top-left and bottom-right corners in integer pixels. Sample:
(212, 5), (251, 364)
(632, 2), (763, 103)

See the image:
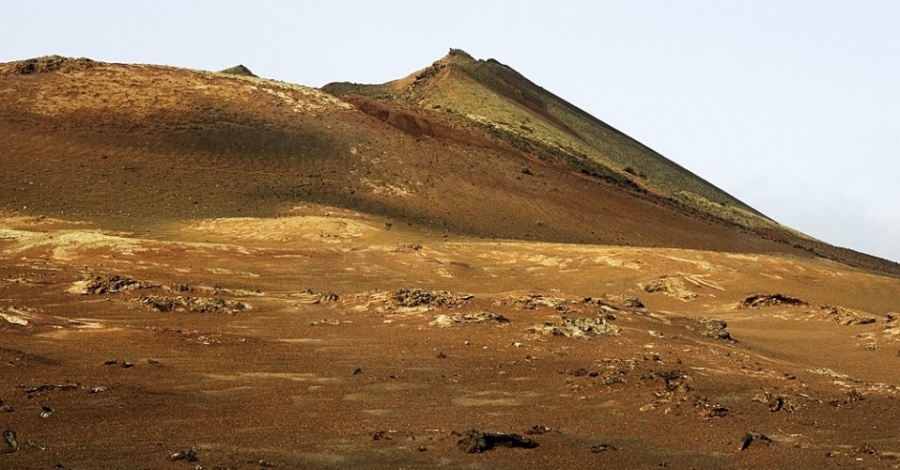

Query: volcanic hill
(0, 51), (898, 469)
(1, 52), (896, 275)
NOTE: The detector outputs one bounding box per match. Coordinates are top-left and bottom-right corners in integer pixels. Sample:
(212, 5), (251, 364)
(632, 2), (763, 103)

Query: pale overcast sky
(2, 1), (898, 262)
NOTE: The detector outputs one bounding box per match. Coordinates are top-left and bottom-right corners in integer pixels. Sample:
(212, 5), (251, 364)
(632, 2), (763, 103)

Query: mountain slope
(324, 49), (771, 229)
(0, 54), (897, 275)
(323, 50), (899, 275)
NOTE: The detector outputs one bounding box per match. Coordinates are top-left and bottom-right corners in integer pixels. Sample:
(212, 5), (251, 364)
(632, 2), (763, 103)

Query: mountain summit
(325, 48), (762, 222)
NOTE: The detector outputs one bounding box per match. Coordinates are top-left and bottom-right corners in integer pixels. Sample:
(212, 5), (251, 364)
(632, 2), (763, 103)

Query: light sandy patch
(524, 254), (565, 267)
(360, 178), (413, 197)
(658, 254), (720, 271)
(187, 216), (376, 243)
(0, 227), (147, 261)
(593, 255), (643, 270)
(38, 327), (122, 339)
(725, 254), (760, 261)
(682, 274), (725, 291)
(68, 319), (105, 329)
(453, 396), (520, 407)
(206, 372), (340, 384)
(0, 308), (31, 326)
(207, 267), (260, 278)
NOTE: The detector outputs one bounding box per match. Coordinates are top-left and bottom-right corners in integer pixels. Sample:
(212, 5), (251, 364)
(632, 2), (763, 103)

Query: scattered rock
(0, 399), (12, 413)
(430, 311), (508, 328)
(88, 386), (108, 394)
(526, 425), (552, 435)
(0, 307), (32, 326)
(820, 306), (877, 325)
(138, 296), (177, 312)
(706, 405), (730, 418)
(19, 383), (79, 395)
(845, 389), (865, 403)
(608, 295), (644, 309)
(590, 443), (618, 453)
(739, 431), (773, 450)
(661, 370), (692, 394)
(294, 289), (339, 304)
(394, 244), (423, 253)
(77, 274), (156, 295)
(529, 316), (620, 339)
(570, 368), (590, 377)
(168, 448), (198, 462)
(138, 295), (249, 314)
(372, 430), (392, 441)
(768, 394), (785, 412)
(511, 294), (571, 311)
(697, 317), (733, 341)
(853, 443), (877, 456)
(1, 430), (17, 454)
(39, 405), (54, 419)
(739, 293), (807, 309)
(392, 289), (471, 308)
(353, 368), (363, 375)
(641, 276), (697, 301)
(22, 440), (46, 451)
(102, 360), (134, 369)
(886, 313), (900, 338)
(455, 429), (538, 453)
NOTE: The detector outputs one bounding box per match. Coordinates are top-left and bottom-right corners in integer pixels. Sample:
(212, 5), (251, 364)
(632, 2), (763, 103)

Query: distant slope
(0, 55), (898, 276)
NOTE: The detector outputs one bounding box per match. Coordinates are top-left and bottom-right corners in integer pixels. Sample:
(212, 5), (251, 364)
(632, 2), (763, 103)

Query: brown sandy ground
(1, 211), (898, 469)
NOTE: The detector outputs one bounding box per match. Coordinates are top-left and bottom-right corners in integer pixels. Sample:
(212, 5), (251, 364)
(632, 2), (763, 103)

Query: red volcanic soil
(0, 214), (898, 469)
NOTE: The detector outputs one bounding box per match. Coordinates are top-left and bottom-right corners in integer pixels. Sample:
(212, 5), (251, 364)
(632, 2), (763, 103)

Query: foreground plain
(1, 211), (898, 469)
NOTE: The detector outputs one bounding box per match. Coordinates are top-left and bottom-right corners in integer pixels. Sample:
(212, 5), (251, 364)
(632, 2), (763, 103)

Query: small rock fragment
(526, 425), (552, 435)
(456, 429), (538, 453)
(739, 431), (773, 450)
(697, 317), (733, 341)
(372, 430), (391, 441)
(590, 443), (618, 453)
(739, 294), (807, 309)
(1, 429), (17, 454)
(168, 448), (198, 462)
